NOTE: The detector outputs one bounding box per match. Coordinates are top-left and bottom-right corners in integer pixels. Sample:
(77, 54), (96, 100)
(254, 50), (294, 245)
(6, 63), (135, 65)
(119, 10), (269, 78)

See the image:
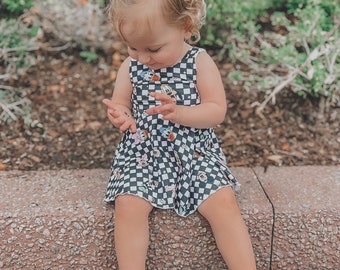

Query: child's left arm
(146, 51), (227, 128)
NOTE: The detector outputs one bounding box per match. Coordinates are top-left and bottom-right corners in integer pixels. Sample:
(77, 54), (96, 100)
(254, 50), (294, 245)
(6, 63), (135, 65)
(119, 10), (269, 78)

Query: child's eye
(148, 48), (161, 53)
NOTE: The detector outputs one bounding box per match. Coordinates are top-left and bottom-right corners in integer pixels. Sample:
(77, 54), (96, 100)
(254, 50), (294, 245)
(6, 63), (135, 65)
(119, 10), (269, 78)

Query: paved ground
(0, 165), (339, 269)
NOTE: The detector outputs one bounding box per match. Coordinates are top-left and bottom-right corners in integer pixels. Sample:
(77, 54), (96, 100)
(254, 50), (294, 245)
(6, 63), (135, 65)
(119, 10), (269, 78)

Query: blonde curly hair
(107, 0), (206, 44)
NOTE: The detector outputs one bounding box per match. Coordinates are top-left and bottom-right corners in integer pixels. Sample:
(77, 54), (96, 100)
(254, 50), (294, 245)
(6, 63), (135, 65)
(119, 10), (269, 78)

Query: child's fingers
(119, 119), (137, 133)
(150, 92), (173, 103)
(119, 121), (131, 131)
(114, 115), (129, 126)
(163, 112), (176, 122)
(130, 122), (137, 133)
(102, 99), (115, 110)
(156, 103), (175, 114)
(146, 104), (175, 116)
(108, 109), (120, 118)
(145, 106), (158, 115)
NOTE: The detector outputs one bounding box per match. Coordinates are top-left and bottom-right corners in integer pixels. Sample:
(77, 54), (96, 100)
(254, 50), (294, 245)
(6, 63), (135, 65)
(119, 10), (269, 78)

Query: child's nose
(138, 53), (150, 64)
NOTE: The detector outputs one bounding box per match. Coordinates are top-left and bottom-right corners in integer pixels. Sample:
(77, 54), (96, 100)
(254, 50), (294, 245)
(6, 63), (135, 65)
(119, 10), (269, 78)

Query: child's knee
(115, 194), (153, 218)
(198, 187), (239, 217)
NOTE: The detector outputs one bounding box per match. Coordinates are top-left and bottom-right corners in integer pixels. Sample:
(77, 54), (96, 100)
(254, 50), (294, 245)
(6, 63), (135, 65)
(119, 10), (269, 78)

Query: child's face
(120, 11), (190, 70)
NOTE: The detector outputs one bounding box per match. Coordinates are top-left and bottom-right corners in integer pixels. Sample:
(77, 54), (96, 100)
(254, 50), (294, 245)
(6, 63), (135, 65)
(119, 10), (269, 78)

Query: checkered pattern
(105, 47), (240, 217)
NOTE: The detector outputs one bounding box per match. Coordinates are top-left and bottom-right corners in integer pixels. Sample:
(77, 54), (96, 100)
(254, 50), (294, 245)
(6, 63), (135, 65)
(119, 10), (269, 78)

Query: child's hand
(146, 92), (179, 123)
(102, 99), (137, 133)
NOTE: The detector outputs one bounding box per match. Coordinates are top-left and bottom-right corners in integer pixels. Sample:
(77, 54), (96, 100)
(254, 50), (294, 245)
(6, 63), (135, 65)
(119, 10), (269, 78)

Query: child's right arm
(102, 57), (137, 133)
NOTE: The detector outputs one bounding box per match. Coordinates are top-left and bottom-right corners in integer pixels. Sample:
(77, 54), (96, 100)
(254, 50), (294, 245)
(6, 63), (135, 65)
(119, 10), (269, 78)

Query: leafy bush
(201, 0), (339, 111)
(0, 0), (33, 17)
(0, 19), (38, 78)
(0, 0), (37, 124)
(0, 19), (38, 124)
(201, 0), (279, 60)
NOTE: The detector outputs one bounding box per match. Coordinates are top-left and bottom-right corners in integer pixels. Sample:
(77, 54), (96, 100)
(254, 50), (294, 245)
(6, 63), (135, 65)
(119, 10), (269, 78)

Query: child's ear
(184, 19), (193, 39)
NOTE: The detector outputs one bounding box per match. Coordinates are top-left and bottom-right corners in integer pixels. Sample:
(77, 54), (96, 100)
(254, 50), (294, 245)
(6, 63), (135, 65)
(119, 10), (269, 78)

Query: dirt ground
(1, 47), (339, 171)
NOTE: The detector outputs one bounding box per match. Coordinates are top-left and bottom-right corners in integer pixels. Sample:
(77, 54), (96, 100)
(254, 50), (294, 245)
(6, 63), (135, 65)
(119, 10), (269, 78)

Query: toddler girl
(103, 0), (257, 269)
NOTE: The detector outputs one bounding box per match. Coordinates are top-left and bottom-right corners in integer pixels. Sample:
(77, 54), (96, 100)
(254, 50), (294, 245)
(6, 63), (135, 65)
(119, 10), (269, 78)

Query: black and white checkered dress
(105, 47), (240, 217)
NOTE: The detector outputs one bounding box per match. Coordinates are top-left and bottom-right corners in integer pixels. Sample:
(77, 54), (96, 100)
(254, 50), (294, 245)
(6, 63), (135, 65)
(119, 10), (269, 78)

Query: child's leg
(198, 187), (257, 270)
(114, 194), (153, 270)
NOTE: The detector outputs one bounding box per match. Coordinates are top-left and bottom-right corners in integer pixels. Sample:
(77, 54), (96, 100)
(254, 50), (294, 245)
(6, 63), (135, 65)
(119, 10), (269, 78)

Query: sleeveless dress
(104, 47), (240, 217)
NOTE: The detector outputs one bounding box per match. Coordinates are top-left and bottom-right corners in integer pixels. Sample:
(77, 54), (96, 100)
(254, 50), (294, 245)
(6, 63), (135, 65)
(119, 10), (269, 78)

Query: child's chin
(148, 64), (162, 70)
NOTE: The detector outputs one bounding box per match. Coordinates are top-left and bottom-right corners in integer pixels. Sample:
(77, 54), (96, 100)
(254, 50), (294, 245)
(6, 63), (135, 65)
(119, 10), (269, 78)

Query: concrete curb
(253, 166), (340, 270)
(0, 166), (339, 269)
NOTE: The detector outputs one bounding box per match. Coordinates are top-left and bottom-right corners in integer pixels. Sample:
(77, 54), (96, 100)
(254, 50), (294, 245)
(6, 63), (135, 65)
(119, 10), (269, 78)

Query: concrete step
(0, 166), (338, 269)
(253, 166), (339, 270)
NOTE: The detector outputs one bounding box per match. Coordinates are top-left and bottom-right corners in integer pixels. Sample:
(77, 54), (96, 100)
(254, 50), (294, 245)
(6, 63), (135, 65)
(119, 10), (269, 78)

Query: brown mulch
(1, 47), (339, 171)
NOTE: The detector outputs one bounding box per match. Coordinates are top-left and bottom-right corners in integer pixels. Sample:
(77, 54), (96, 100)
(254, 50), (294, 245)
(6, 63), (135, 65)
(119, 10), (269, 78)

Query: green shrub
(201, 0), (339, 109)
(0, 18), (38, 76)
(0, 0), (33, 18)
(0, 8), (38, 124)
(201, 0), (275, 46)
